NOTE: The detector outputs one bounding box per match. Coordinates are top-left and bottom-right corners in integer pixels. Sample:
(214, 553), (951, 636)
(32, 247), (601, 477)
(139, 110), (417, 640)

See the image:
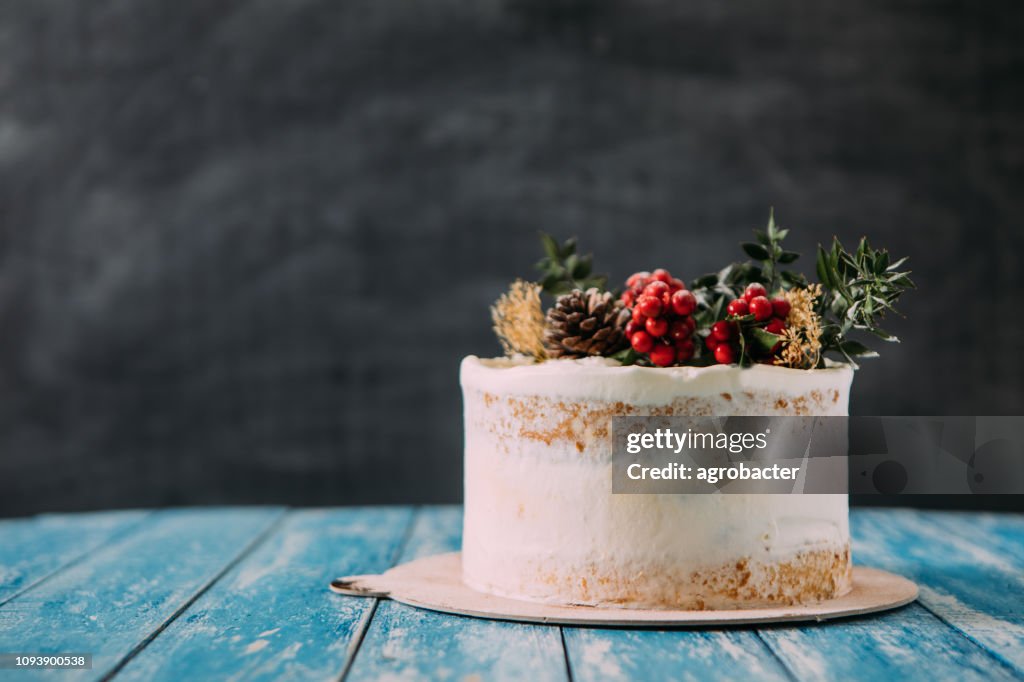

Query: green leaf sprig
(687, 211), (806, 364)
(741, 208), (806, 293)
(535, 233), (608, 295)
(815, 236), (914, 365)
(689, 211), (913, 367)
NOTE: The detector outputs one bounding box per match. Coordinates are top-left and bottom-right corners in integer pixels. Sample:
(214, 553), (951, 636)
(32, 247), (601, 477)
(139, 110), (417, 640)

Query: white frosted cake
(460, 355), (855, 609)
(465, 221), (912, 608)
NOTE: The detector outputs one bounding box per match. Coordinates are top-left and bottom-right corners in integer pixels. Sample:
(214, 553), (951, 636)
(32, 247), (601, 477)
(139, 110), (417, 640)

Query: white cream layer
(461, 355), (853, 405)
(460, 356), (854, 606)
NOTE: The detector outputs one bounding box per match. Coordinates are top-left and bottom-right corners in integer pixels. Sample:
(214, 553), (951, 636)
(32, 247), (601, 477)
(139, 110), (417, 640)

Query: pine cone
(544, 288), (631, 359)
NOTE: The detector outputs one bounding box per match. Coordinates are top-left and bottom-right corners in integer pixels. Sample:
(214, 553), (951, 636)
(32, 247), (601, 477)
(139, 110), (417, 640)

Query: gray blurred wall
(1, 0), (1022, 515)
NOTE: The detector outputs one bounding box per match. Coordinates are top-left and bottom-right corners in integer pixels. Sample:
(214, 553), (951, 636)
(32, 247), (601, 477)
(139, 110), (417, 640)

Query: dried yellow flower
(491, 280), (547, 360)
(778, 284), (823, 369)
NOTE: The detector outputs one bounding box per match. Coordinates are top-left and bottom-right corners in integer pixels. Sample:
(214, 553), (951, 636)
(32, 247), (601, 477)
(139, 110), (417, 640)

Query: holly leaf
(780, 270), (808, 287)
(838, 340), (879, 357)
(742, 242), (770, 260)
(535, 234), (608, 295)
(816, 246), (834, 289)
(610, 347), (641, 366)
(750, 327), (782, 354)
(540, 232), (560, 260)
(565, 254), (579, 277)
(691, 273), (719, 289)
(868, 327), (899, 342)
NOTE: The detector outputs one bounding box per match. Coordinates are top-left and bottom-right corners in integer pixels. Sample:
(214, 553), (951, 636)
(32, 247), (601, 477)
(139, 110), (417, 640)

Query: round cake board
(330, 552), (918, 627)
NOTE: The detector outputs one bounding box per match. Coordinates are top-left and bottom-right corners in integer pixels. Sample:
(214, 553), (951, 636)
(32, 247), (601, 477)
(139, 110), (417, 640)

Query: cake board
(330, 552), (918, 627)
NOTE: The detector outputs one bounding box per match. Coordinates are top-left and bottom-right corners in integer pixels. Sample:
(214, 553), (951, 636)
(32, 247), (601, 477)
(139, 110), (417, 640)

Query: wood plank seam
(558, 626), (575, 682)
(854, 510), (1024, 678)
(99, 508), (290, 682)
(0, 511), (157, 609)
(754, 630), (800, 682)
(753, 584), (1018, 679)
(337, 505), (421, 682)
(901, 511), (1024, 678)
(913, 602), (1024, 680)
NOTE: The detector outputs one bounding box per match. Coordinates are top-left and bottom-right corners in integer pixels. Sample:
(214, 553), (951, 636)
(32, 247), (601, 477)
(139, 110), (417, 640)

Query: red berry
(771, 298), (791, 319)
(626, 271), (650, 288)
(625, 320), (641, 337)
(645, 316), (669, 337)
(651, 269), (673, 284)
(636, 295), (663, 318)
(670, 290), (696, 316)
(674, 339), (695, 362)
(749, 296), (773, 321)
(643, 281), (670, 299)
(714, 344), (737, 364)
(704, 335), (720, 350)
(711, 320), (734, 341)
(668, 319), (692, 341)
(631, 331), (654, 353)
(765, 318), (786, 335)
(649, 343), (676, 367)
(743, 283), (768, 301)
(632, 306), (646, 324)
(670, 277), (686, 291)
(621, 290), (635, 307)
(726, 299), (749, 317)
(680, 316), (696, 335)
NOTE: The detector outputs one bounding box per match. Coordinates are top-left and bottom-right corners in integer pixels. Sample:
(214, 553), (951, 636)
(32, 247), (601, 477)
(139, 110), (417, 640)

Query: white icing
(460, 356), (854, 607)
(461, 355), (853, 405)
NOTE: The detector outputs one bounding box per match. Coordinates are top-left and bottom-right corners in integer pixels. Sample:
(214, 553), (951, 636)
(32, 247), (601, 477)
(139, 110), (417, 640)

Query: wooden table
(0, 507), (1021, 681)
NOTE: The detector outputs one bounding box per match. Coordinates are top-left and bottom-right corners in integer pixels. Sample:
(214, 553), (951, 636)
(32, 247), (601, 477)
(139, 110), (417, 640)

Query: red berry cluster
(705, 283), (791, 364)
(620, 269), (697, 367)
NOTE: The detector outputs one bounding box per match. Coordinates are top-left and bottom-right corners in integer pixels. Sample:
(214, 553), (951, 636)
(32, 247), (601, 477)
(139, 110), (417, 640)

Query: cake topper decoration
(491, 279), (547, 360)
(491, 210), (913, 369)
(543, 288), (630, 359)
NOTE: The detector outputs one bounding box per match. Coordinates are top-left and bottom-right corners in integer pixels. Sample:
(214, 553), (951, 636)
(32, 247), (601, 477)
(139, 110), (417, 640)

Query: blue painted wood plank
(112, 507), (414, 682)
(758, 602), (1017, 681)
(852, 509), (1024, 674)
(345, 506), (571, 682)
(0, 507), (283, 681)
(919, 510), (1024, 573)
(752, 509), (1021, 681)
(563, 627), (790, 682)
(0, 510), (149, 605)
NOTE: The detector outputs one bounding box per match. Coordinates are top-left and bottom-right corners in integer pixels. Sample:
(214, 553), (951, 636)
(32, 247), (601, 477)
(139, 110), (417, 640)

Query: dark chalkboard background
(1, 1), (1022, 517)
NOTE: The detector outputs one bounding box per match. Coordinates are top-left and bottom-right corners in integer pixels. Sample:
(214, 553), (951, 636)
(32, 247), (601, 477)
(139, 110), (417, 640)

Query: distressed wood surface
(345, 506), (570, 682)
(563, 627), (791, 682)
(113, 507), (413, 682)
(0, 507), (1021, 681)
(851, 509), (1024, 675)
(0, 510), (149, 606)
(0, 508), (283, 681)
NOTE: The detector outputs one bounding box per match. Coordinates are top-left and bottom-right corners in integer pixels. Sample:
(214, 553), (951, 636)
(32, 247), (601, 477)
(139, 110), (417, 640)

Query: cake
(461, 217), (911, 610)
(461, 356), (854, 609)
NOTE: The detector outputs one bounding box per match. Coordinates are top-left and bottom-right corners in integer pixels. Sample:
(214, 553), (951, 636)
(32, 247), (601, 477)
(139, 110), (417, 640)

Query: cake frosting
(460, 355), (854, 609)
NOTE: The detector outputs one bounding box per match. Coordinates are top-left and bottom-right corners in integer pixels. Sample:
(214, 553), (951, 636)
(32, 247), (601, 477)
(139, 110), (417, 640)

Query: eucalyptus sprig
(535, 233), (607, 295)
(816, 236), (914, 365)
